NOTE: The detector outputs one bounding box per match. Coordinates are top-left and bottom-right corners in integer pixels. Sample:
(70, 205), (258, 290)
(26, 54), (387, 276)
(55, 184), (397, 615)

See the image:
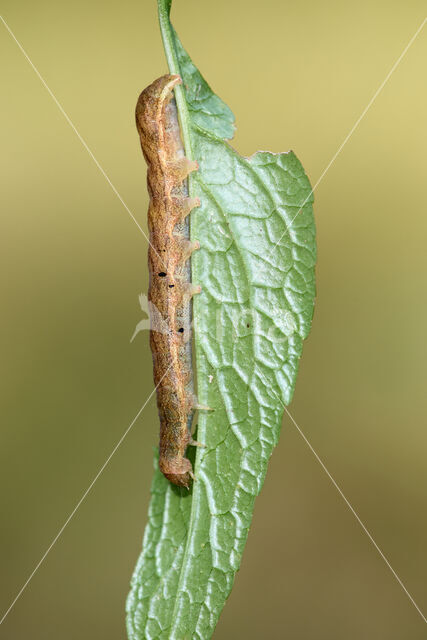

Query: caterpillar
(135, 74), (203, 488)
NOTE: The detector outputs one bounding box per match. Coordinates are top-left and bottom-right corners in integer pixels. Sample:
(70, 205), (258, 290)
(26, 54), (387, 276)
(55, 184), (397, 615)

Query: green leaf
(126, 2), (316, 639)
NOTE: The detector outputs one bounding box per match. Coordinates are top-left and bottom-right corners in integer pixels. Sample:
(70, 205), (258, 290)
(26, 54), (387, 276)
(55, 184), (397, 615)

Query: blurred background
(1, 0), (426, 638)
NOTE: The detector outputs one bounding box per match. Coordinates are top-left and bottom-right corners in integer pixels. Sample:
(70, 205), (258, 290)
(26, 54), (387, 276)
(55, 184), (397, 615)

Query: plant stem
(157, 0), (194, 160)
(155, 5), (205, 631)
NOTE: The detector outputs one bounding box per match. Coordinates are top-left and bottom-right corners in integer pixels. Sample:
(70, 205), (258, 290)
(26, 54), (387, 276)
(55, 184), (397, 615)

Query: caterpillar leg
(182, 283), (202, 303)
(168, 157), (198, 184)
(180, 239), (200, 262)
(168, 197), (200, 226)
(193, 403), (213, 411)
(188, 393), (213, 412)
(189, 437), (206, 448)
(176, 197), (201, 222)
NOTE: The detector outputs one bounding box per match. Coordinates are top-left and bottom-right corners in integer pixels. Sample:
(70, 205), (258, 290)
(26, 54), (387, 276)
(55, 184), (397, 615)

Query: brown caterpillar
(135, 74), (204, 488)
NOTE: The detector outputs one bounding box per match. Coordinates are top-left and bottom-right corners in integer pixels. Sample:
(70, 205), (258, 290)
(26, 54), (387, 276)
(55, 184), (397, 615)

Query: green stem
(157, 0), (194, 160)
(156, 4), (205, 632)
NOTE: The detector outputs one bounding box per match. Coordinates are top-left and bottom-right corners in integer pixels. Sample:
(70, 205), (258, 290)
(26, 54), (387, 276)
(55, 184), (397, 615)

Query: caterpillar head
(135, 74), (182, 162)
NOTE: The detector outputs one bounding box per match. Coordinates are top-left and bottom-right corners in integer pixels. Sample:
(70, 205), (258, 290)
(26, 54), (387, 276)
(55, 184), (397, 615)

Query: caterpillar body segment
(136, 74), (202, 488)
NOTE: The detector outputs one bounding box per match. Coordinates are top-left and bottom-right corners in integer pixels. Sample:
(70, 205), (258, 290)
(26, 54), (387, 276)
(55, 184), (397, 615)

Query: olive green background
(1, 1), (426, 638)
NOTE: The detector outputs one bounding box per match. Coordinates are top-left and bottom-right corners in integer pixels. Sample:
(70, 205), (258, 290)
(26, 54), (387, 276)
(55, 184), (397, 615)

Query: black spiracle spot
(158, 272), (167, 277)
(177, 328), (184, 333)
